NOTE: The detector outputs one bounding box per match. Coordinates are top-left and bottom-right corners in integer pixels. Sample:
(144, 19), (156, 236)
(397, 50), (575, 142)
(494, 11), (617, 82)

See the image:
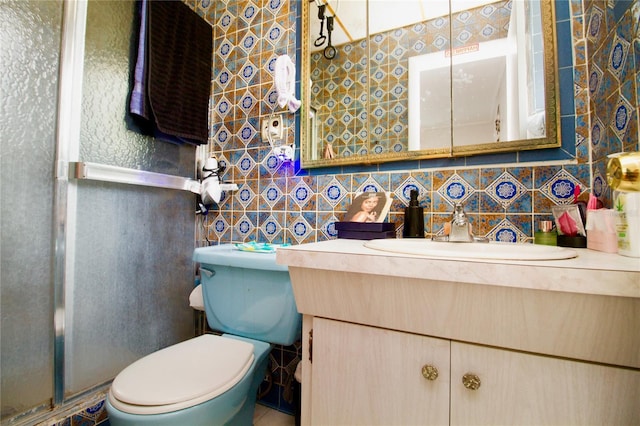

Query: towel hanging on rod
(128, 0), (211, 145)
(275, 54), (301, 113)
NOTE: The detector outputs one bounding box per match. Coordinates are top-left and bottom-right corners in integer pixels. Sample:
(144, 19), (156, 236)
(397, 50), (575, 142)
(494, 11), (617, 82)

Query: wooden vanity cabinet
(279, 240), (640, 426)
(306, 317), (639, 425)
(309, 317), (450, 425)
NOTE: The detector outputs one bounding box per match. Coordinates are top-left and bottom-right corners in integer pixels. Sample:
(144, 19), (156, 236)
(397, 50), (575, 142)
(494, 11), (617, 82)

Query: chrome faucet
(448, 202), (474, 242)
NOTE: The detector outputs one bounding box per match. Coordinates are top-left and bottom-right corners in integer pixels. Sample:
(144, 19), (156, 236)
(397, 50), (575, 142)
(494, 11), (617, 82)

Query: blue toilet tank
(193, 244), (301, 346)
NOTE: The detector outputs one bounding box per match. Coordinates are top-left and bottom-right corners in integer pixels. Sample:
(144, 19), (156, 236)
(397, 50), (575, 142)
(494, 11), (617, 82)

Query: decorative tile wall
(198, 0), (638, 250)
(187, 0), (640, 416)
(189, 0), (303, 415)
(586, 0), (640, 206)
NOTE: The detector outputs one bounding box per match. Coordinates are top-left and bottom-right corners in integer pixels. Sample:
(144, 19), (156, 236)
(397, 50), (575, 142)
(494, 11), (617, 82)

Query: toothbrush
(573, 185), (587, 225)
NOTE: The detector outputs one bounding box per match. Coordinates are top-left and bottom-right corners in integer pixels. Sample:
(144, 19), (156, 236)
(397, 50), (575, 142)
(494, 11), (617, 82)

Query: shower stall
(1, 0), (197, 422)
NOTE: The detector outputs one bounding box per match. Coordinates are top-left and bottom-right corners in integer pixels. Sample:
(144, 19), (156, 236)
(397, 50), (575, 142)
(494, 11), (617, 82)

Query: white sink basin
(363, 239), (578, 261)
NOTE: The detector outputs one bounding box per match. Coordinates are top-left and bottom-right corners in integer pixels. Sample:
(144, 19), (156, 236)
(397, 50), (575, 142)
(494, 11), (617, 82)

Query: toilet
(106, 244), (301, 426)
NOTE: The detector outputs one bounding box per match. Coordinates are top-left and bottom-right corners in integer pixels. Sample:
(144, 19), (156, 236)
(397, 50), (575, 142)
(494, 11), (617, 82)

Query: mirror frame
(300, 0), (561, 169)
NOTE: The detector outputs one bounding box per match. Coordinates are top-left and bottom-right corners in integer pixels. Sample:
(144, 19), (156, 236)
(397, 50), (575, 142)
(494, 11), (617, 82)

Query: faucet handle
(452, 202), (466, 222)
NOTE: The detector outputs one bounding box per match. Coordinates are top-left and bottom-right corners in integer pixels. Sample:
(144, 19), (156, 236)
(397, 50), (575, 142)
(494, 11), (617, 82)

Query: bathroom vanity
(277, 239), (640, 425)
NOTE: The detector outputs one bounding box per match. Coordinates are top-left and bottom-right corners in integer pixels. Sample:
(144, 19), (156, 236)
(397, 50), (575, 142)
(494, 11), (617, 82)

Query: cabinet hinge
(308, 328), (313, 363)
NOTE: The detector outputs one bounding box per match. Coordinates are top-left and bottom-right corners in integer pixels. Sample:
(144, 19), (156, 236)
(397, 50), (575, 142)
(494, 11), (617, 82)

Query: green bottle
(534, 220), (557, 246)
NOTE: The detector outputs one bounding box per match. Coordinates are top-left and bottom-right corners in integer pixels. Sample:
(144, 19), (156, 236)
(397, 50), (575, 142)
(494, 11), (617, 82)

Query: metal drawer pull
(462, 373), (481, 390)
(421, 364), (439, 381)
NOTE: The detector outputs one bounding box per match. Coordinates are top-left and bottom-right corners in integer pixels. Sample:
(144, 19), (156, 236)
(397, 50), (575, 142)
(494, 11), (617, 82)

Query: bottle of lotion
(614, 191), (640, 257)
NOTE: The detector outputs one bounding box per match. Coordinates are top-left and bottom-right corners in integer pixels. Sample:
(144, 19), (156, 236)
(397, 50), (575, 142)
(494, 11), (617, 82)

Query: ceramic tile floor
(253, 404), (295, 426)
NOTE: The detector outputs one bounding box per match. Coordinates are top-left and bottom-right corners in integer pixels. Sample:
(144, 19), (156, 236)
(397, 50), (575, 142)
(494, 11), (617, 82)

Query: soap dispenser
(403, 190), (425, 238)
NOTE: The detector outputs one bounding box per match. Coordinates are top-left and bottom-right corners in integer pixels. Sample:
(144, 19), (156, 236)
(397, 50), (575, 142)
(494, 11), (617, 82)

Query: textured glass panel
(65, 0), (196, 395)
(0, 0), (61, 419)
(80, 0), (194, 176)
(67, 182), (195, 393)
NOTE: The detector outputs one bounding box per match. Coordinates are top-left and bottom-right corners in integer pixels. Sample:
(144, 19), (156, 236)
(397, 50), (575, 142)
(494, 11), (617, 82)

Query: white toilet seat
(108, 334), (254, 415)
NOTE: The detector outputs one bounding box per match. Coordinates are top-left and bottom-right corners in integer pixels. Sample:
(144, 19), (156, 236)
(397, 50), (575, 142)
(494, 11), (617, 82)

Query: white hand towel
(275, 54), (301, 113)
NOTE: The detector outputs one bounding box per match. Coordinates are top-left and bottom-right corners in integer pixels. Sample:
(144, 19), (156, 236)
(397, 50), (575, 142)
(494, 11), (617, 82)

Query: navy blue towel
(129, 0), (212, 145)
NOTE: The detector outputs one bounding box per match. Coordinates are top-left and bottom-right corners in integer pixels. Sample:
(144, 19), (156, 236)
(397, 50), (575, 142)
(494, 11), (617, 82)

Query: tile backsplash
(189, 0), (638, 247)
(192, 0), (635, 235)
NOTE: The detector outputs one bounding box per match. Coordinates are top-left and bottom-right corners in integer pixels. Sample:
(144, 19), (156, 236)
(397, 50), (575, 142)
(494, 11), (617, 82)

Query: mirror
(301, 0), (560, 168)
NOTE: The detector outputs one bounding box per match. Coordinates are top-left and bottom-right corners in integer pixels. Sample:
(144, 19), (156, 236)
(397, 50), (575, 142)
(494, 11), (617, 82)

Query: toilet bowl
(106, 245), (301, 426)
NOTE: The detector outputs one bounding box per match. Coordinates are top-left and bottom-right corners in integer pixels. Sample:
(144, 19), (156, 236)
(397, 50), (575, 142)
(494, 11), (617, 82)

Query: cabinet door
(311, 318), (450, 425)
(451, 342), (640, 425)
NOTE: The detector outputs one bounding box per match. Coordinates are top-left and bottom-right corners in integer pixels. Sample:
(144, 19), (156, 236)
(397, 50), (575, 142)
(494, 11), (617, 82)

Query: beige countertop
(277, 239), (640, 299)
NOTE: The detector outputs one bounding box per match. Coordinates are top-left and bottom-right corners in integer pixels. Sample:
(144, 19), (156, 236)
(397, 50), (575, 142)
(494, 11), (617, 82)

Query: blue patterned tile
(215, 67), (232, 91)
(236, 153), (256, 177)
(291, 180), (313, 209)
(260, 150), (285, 176)
(240, 1), (258, 25)
(485, 172), (528, 209)
(266, 0), (284, 15)
(288, 215), (313, 244)
(217, 37), (234, 60)
(238, 122), (258, 147)
(589, 62), (604, 97)
(235, 183), (256, 209)
(486, 218), (527, 243)
(261, 182), (284, 209)
(437, 173), (475, 206)
(608, 33), (631, 80)
(239, 58), (259, 86)
(210, 214), (231, 239)
(217, 11), (234, 32)
(234, 214), (256, 241)
(591, 116), (606, 151)
(539, 169), (582, 204)
(318, 176), (349, 209)
(317, 213), (339, 241)
(592, 171), (608, 198)
(238, 90), (258, 116)
(265, 21), (285, 47)
(259, 214), (283, 243)
(213, 124), (231, 149)
(214, 96), (232, 119)
(610, 95), (633, 141)
(394, 176), (427, 207)
(587, 4), (605, 43)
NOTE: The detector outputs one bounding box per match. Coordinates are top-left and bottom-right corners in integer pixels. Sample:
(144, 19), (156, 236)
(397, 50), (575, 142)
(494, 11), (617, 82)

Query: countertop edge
(276, 240), (640, 299)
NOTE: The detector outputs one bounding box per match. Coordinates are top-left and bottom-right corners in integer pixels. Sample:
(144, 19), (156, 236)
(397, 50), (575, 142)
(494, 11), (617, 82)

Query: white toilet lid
(111, 334), (254, 410)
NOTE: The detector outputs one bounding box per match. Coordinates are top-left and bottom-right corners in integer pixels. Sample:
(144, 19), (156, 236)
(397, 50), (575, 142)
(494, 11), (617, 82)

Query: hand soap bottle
(403, 190), (425, 238)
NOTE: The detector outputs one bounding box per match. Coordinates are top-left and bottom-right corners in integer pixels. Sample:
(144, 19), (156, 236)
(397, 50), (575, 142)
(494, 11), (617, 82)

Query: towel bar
(68, 161), (201, 193)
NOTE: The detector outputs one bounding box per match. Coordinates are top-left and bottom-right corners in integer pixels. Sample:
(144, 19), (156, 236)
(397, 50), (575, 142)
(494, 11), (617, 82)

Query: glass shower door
(0, 0), (62, 418)
(1, 0), (199, 421)
(63, 0), (197, 396)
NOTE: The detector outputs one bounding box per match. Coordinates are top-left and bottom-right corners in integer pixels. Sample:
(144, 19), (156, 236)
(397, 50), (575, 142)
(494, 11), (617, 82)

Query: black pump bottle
(403, 189), (425, 238)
